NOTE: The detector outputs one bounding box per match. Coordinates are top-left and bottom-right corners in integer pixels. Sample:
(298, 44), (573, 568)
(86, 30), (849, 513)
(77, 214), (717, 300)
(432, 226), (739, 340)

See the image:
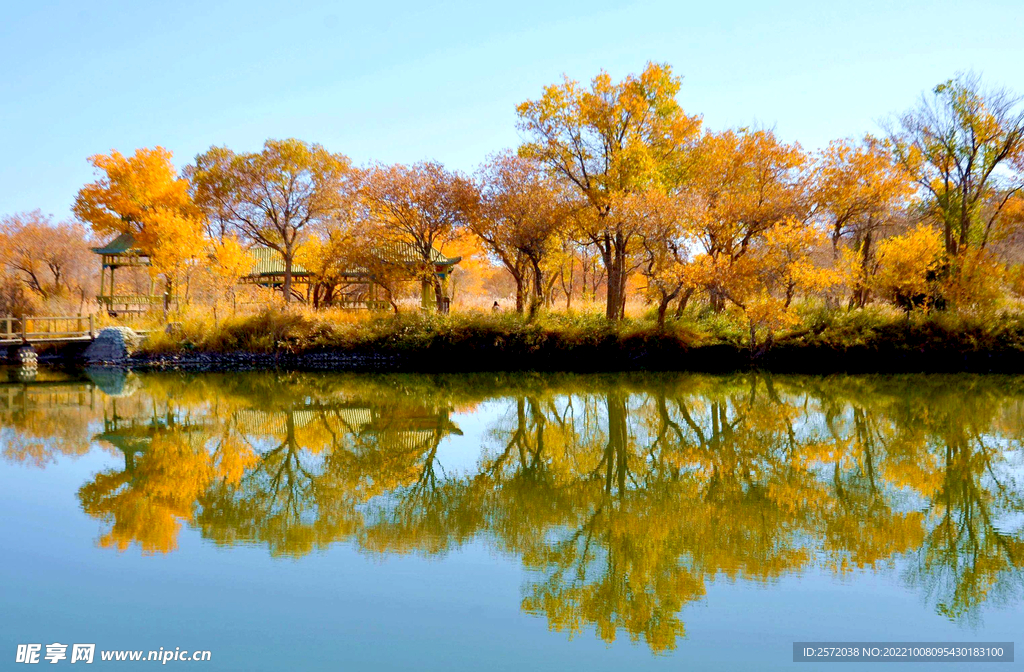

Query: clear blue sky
(2, 0), (1023, 222)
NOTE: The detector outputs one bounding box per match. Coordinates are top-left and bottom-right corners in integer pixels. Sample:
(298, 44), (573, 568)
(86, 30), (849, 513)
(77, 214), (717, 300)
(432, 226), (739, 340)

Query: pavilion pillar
(420, 278), (432, 310)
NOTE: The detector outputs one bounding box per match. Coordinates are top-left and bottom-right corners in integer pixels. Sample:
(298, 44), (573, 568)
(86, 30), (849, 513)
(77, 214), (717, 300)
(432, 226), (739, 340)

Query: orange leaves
(0, 210), (92, 303)
(758, 217), (839, 296)
(474, 152), (563, 258)
(361, 161), (476, 308)
(472, 152), (565, 311)
(940, 248), (1005, 314)
(518, 62), (701, 200)
(518, 62), (702, 318)
(362, 161), (475, 254)
(669, 127), (823, 340)
(188, 139), (354, 302)
(209, 236), (253, 283)
(872, 224), (944, 310)
(814, 137), (913, 240)
(74, 147), (198, 240)
(687, 128), (806, 255)
(74, 147), (204, 281)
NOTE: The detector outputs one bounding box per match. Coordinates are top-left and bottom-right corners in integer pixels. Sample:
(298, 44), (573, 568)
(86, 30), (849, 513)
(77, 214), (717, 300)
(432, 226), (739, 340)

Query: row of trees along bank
(2, 66), (1024, 350)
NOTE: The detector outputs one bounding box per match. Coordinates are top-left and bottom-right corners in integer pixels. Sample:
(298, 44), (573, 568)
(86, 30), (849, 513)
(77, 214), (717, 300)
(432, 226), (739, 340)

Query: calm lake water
(1, 369), (1022, 670)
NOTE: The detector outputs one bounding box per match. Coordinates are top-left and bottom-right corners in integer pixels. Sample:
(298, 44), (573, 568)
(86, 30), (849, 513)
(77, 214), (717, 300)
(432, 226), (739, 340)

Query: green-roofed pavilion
(242, 243), (461, 311)
(91, 233), (462, 313)
(90, 233), (168, 315)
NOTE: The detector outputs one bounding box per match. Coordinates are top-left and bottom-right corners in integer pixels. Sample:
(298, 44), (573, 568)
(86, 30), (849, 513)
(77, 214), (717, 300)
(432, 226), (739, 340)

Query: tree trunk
(852, 230), (873, 309)
(282, 249), (293, 304)
(944, 209), (956, 256)
(513, 271), (525, 314)
(959, 182), (971, 254)
(163, 277), (172, 317)
(559, 259), (574, 312)
(603, 236), (626, 321)
(673, 287), (694, 317)
(656, 296), (670, 328)
(431, 273), (446, 313)
(709, 285), (726, 313)
(605, 263), (620, 319)
(528, 258), (544, 319)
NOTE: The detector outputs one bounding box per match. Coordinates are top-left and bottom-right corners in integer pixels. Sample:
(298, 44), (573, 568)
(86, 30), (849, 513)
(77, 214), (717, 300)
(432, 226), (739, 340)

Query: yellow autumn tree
(622, 189), (691, 327)
(685, 128), (807, 312)
(872, 224), (944, 313)
(473, 152), (566, 315)
(188, 139), (354, 303)
(208, 236), (254, 314)
(732, 218), (838, 352)
(813, 137), (914, 306)
(939, 248), (1005, 315)
(73, 147), (205, 310)
(885, 72), (1024, 256)
(361, 161), (477, 311)
(517, 62), (702, 320)
(0, 210), (94, 311)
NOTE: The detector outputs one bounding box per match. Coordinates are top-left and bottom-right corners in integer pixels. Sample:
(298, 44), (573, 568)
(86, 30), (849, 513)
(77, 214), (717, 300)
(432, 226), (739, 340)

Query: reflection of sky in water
(434, 401), (504, 477)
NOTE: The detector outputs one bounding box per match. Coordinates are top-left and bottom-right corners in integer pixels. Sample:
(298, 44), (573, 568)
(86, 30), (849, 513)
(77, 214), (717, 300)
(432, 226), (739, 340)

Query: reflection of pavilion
(232, 403), (463, 452)
(94, 404), (209, 469)
(0, 380), (98, 414)
(75, 389), (463, 462)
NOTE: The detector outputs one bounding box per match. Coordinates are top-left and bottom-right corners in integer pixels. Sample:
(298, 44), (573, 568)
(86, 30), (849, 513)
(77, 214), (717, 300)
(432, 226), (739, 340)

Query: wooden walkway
(0, 315), (96, 346)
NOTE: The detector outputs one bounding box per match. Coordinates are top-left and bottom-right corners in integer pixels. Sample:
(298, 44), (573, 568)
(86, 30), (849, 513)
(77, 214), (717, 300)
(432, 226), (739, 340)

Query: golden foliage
(872, 224), (944, 311)
(73, 147), (205, 279)
(517, 62), (702, 319)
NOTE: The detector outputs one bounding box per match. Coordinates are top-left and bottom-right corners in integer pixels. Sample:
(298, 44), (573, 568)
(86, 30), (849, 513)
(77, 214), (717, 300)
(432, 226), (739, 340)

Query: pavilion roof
(247, 247), (312, 277)
(90, 232), (140, 255)
(244, 242), (461, 279)
(378, 240), (462, 267)
(92, 235), (462, 274)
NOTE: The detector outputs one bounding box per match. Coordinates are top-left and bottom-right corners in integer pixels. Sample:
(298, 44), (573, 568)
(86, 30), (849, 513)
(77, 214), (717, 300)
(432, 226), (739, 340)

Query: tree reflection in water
(3, 371), (1022, 651)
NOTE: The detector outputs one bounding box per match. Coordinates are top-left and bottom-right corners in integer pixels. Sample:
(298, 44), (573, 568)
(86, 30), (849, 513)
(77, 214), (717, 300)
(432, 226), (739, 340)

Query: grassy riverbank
(120, 306), (1024, 373)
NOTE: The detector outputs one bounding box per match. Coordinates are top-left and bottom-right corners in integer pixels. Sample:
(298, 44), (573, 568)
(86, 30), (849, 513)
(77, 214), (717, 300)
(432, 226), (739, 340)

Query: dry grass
(122, 299), (1024, 374)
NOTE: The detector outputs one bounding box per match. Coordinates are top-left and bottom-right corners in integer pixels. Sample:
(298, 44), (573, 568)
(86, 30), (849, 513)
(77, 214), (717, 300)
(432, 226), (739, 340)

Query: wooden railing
(0, 315), (96, 344)
(97, 295), (169, 306)
(333, 298), (391, 310)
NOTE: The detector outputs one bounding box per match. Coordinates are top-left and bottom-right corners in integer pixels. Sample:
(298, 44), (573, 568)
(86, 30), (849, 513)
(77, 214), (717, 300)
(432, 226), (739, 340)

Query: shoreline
(109, 342), (1024, 374)
(9, 310), (1024, 374)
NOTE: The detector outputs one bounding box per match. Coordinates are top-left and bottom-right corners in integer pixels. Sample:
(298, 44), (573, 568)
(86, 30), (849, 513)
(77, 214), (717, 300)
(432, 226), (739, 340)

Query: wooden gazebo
(91, 233), (462, 313)
(243, 243), (461, 311)
(90, 233), (169, 315)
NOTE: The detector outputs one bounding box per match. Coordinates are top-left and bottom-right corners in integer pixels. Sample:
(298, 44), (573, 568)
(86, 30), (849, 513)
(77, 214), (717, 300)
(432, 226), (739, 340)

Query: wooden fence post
(89, 314), (95, 338)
